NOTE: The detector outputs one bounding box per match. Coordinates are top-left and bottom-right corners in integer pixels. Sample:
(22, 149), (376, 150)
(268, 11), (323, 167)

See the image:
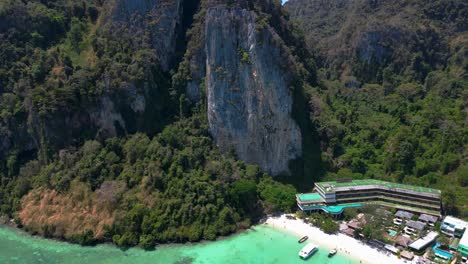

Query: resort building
(405, 220), (426, 231)
(441, 216), (467, 237)
(409, 231), (439, 252)
(440, 216), (468, 258)
(296, 179), (441, 216)
(459, 230), (468, 258)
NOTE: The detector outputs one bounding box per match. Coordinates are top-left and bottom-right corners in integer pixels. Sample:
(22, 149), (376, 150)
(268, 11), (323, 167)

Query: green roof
(458, 245), (468, 256)
(368, 201), (440, 216)
(297, 193), (323, 202)
(316, 179), (441, 195)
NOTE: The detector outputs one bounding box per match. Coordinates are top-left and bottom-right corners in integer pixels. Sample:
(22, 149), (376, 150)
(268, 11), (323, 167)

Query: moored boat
(299, 243), (319, 259)
(328, 249), (337, 258)
(298, 236), (308, 243)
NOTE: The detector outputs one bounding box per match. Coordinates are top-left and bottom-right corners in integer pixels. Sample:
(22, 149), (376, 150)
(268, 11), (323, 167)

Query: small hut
(342, 228), (355, 237)
(347, 220), (362, 230)
(401, 250), (414, 260)
(395, 235), (413, 248)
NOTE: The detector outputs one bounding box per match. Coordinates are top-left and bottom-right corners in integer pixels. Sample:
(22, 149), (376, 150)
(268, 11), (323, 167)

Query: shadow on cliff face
(173, 0), (200, 70)
(276, 84), (325, 193)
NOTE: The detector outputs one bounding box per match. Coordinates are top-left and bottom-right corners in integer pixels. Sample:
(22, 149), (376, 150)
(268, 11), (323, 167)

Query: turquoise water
(387, 229), (397, 237)
(301, 204), (362, 214)
(321, 204), (362, 214)
(0, 224), (358, 264)
(433, 243), (453, 259)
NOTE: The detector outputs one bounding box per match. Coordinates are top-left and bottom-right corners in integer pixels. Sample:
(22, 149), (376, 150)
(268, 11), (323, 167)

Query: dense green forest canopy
(286, 0), (467, 217)
(0, 0), (466, 248)
(13, 114), (297, 247)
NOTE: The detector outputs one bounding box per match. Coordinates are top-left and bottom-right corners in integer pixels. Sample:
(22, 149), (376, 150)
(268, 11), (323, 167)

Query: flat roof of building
(385, 244), (399, 253)
(296, 193), (324, 202)
(409, 231), (439, 251)
(460, 229), (468, 249)
(315, 179), (441, 195)
(443, 216), (468, 229)
(378, 201), (440, 216)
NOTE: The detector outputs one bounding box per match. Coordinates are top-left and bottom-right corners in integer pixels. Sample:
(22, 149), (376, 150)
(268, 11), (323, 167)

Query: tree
(436, 234), (449, 249)
(67, 17), (86, 52)
(427, 248), (435, 259)
(362, 225), (373, 239)
(322, 219), (339, 234)
(353, 228), (361, 238)
(457, 165), (468, 187)
(229, 179), (257, 210)
(70, 230), (95, 246)
(257, 177), (297, 213)
(309, 213), (339, 234)
(344, 208), (358, 221)
(442, 189), (458, 215)
(384, 127), (416, 174)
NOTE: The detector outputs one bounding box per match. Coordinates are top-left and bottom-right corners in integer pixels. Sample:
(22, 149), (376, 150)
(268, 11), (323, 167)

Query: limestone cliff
(205, 7), (302, 175)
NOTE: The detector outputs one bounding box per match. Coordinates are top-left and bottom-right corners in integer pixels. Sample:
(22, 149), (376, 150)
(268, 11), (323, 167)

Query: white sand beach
(266, 214), (407, 264)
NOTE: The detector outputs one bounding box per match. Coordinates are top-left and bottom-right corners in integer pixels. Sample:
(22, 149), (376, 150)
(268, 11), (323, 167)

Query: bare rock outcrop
(205, 7), (302, 175)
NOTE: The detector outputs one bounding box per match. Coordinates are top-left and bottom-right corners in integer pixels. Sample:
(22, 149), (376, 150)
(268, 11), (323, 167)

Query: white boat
(298, 243), (319, 259)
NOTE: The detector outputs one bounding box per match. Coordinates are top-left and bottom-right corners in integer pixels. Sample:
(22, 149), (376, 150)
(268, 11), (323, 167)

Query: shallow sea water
(0, 224), (358, 264)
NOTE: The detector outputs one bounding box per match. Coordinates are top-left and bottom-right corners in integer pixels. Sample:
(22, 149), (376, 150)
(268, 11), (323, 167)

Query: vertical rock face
(205, 7), (302, 176)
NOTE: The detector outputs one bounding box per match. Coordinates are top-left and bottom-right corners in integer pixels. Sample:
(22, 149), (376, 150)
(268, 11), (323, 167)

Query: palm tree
(436, 234), (450, 249)
(426, 248), (435, 260)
